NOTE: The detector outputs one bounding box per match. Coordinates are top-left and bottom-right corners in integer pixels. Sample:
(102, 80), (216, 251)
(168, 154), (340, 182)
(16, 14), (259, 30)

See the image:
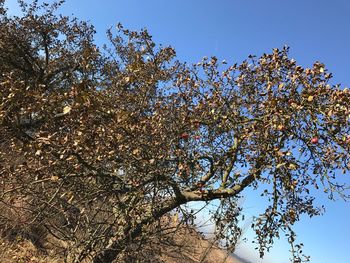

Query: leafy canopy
(0, 1), (349, 262)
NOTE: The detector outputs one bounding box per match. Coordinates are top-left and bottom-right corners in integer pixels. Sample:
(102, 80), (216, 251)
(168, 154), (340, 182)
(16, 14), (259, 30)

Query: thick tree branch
(183, 162), (262, 202)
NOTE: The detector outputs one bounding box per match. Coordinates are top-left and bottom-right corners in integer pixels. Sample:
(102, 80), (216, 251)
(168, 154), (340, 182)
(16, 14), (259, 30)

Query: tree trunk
(92, 197), (186, 263)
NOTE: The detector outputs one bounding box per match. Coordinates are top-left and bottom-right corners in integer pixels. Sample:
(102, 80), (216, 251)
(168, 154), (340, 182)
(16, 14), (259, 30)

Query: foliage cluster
(1, 1), (349, 262)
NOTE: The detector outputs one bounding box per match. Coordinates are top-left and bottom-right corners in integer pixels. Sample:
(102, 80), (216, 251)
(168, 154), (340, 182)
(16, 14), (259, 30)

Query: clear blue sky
(5, 1), (350, 262)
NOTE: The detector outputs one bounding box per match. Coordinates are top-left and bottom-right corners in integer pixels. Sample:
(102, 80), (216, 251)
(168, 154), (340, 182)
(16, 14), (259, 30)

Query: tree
(0, 1), (349, 262)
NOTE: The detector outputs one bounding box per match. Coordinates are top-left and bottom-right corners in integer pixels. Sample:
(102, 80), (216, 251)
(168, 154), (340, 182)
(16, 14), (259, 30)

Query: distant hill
(232, 253), (254, 263)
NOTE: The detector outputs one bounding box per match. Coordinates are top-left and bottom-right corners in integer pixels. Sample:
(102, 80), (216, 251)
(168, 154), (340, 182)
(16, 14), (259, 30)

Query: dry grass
(159, 226), (240, 263)
(0, 238), (62, 263)
(0, 226), (241, 263)
(0, 203), (241, 263)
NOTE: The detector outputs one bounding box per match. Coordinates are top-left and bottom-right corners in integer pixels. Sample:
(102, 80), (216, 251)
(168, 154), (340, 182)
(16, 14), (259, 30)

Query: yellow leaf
(288, 163), (297, 170)
(319, 67), (324, 73)
(278, 83), (284, 89)
(277, 151), (285, 157)
(307, 95), (314, 102)
(290, 102), (298, 108)
(173, 213), (179, 223)
(277, 124), (284, 131)
(63, 105), (72, 114)
(132, 148), (141, 155)
(51, 175), (59, 181)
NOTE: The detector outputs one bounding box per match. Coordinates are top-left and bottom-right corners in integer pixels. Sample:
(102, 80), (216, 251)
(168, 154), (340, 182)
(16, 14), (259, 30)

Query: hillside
(0, 226), (247, 263)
